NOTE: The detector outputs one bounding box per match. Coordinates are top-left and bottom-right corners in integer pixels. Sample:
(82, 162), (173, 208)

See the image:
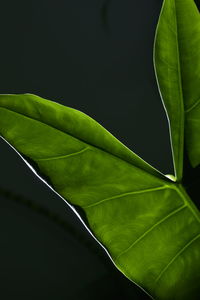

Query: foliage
(0, 0), (200, 299)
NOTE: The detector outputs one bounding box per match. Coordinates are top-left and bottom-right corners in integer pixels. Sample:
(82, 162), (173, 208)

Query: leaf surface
(154, 0), (200, 173)
(0, 94), (199, 299)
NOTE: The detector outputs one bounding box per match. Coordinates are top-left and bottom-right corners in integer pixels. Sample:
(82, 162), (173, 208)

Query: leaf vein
(158, 56), (177, 70)
(155, 233), (200, 284)
(116, 204), (187, 260)
(83, 186), (169, 209)
(35, 147), (89, 161)
(185, 97), (200, 114)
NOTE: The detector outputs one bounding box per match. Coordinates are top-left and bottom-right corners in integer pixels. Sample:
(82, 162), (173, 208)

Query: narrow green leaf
(154, 0), (200, 173)
(0, 94), (199, 299)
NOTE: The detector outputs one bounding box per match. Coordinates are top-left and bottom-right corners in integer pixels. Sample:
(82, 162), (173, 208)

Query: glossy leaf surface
(0, 94), (200, 299)
(154, 0), (200, 173)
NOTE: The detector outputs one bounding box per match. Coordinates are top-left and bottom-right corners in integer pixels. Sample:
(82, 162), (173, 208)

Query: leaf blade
(154, 0), (200, 172)
(0, 94), (200, 299)
(0, 94), (164, 178)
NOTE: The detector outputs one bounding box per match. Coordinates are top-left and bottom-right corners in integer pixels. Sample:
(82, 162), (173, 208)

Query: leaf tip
(165, 174), (176, 182)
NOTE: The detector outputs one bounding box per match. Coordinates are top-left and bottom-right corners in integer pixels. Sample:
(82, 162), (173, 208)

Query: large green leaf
(154, 0), (200, 173)
(0, 94), (200, 299)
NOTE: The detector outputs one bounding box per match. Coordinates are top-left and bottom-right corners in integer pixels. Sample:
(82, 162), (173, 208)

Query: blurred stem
(0, 186), (111, 269)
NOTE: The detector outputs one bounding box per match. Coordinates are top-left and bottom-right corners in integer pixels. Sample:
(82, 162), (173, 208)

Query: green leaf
(0, 94), (200, 299)
(154, 0), (200, 173)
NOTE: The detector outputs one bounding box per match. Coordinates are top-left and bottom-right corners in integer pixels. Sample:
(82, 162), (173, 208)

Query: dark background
(0, 1), (199, 299)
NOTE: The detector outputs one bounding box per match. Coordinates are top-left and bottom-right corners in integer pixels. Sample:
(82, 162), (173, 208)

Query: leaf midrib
(173, 0), (185, 182)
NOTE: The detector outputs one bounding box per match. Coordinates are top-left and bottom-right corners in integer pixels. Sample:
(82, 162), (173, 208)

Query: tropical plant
(0, 0), (199, 299)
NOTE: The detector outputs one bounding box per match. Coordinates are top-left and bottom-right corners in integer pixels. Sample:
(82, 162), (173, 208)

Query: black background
(0, 1), (199, 299)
